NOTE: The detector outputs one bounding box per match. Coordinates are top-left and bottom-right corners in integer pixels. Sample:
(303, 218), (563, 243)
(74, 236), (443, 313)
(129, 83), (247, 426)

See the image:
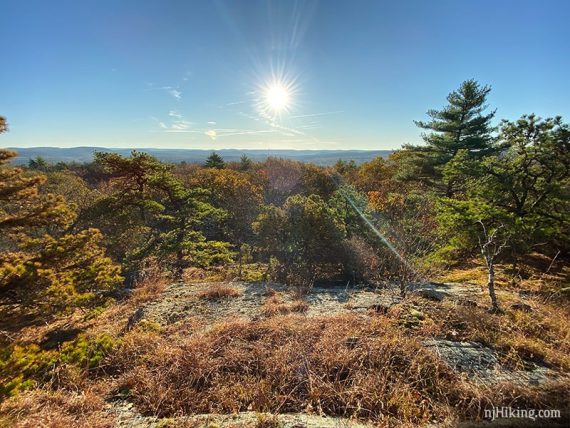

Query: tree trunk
(174, 250), (184, 281)
(487, 262), (499, 312)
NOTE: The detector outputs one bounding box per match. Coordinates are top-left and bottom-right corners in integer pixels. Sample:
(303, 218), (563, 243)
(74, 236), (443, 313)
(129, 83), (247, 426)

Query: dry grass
(106, 313), (568, 425)
(438, 254), (570, 295)
(261, 295), (309, 317)
(2, 266), (570, 427)
(2, 303), (569, 426)
(0, 388), (113, 428)
(129, 267), (167, 306)
(111, 314), (460, 423)
(409, 293), (570, 371)
(197, 283), (242, 300)
(438, 264), (508, 288)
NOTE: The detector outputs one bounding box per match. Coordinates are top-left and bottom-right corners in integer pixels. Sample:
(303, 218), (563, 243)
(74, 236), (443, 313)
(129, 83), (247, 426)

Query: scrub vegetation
(1, 81), (569, 426)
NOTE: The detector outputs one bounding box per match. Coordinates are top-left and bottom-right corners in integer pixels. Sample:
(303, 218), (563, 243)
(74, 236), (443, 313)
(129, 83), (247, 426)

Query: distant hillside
(6, 147), (392, 166)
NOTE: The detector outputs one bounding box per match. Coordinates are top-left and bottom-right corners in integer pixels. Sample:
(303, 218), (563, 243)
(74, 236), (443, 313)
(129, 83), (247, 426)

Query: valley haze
(6, 147), (391, 165)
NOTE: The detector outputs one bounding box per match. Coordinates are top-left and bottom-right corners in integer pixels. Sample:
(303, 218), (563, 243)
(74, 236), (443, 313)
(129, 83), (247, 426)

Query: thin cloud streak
(289, 111), (344, 119)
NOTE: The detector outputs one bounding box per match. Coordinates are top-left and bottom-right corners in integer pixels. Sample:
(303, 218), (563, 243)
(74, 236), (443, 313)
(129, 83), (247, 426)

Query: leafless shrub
(477, 220), (508, 312)
(374, 206), (441, 297)
(343, 236), (382, 284)
(129, 258), (166, 305)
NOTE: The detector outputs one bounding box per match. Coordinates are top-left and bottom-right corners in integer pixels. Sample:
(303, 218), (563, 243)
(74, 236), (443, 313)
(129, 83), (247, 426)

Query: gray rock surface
(424, 339), (562, 386)
(416, 288), (450, 301)
(137, 282), (401, 327)
(107, 401), (372, 428)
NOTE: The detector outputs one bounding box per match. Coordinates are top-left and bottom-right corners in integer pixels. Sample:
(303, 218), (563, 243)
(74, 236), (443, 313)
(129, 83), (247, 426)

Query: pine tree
(204, 152), (225, 169)
(0, 116), (7, 134)
(88, 151), (169, 260)
(0, 150), (74, 233)
(90, 152), (233, 276)
(28, 156), (49, 171)
(238, 154), (252, 171)
(408, 79), (496, 195)
(0, 149), (122, 312)
(132, 170), (233, 278)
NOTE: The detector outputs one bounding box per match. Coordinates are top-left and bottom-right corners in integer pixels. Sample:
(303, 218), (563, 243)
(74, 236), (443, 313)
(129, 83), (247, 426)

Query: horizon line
(5, 146), (396, 152)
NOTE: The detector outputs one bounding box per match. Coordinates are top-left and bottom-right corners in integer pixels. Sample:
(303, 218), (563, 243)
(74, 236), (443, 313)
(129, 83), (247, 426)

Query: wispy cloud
(213, 129), (275, 138)
(168, 89), (182, 100)
(152, 113), (193, 132)
(170, 120), (192, 130)
(289, 110), (344, 119)
(146, 83), (183, 100)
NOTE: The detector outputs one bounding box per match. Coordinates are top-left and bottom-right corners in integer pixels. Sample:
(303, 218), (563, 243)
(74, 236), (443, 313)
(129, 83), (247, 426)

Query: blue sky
(1, 0), (569, 150)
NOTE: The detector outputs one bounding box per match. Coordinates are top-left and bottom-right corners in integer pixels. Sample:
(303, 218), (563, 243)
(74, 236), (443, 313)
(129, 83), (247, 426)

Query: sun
(265, 83), (290, 112)
(255, 73), (298, 120)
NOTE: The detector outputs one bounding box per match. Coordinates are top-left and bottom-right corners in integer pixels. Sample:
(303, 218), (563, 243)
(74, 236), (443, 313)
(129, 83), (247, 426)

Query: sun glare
(255, 73), (298, 121)
(265, 83), (290, 112)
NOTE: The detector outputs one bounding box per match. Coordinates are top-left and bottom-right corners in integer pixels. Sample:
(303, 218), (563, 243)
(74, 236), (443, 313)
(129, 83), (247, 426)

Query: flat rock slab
(424, 339), (563, 386)
(108, 402), (372, 428)
(187, 412), (373, 427)
(136, 282), (400, 327)
(304, 286), (401, 316)
(413, 282), (483, 299)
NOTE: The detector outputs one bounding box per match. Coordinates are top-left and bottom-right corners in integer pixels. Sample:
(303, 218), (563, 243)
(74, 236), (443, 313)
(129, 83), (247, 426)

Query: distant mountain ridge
(5, 147), (392, 165)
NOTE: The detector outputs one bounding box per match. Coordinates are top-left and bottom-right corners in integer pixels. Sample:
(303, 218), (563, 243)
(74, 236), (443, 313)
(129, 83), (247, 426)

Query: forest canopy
(1, 82), (569, 315)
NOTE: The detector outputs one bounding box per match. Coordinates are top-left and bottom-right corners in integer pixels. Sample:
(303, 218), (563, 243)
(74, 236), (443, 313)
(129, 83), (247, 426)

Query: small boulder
(417, 289), (448, 302)
(126, 307), (145, 330)
(510, 302), (532, 312)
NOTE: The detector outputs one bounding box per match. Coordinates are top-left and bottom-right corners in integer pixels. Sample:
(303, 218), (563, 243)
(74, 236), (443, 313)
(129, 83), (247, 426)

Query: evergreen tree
(437, 115), (569, 264)
(0, 116), (7, 134)
(238, 154), (252, 171)
(88, 151), (169, 260)
(0, 151), (74, 233)
(90, 152), (233, 276)
(28, 156), (49, 171)
(138, 172), (233, 279)
(0, 149), (122, 312)
(204, 152), (225, 169)
(406, 80), (496, 195)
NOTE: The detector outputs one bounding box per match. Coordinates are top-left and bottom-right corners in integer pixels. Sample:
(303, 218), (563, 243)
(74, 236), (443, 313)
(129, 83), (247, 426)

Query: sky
(1, 0), (569, 150)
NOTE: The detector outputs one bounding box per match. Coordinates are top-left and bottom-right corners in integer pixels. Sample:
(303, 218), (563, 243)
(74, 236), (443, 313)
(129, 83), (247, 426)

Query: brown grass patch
(197, 283), (241, 300)
(411, 295), (570, 371)
(438, 255), (570, 296)
(129, 267), (166, 306)
(111, 314), (457, 423)
(0, 388), (113, 428)
(107, 313), (569, 425)
(262, 296), (309, 317)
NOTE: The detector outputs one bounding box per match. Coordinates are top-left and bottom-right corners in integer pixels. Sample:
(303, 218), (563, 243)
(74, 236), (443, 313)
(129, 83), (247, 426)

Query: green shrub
(0, 333), (117, 398)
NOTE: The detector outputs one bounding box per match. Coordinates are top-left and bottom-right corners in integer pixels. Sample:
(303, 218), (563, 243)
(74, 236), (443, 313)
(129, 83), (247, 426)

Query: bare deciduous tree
(477, 220), (508, 313)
